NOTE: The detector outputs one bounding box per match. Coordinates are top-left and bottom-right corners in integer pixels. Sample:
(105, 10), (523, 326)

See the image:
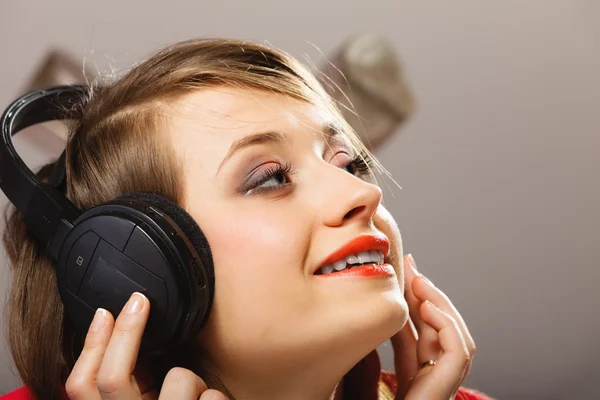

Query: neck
(216, 363), (347, 400)
(203, 347), (373, 400)
(195, 323), (395, 400)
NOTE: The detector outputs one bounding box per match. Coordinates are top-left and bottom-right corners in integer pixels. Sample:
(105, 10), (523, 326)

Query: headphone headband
(0, 86), (85, 259)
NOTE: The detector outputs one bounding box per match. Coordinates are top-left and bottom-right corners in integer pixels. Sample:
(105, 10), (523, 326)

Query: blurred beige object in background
(325, 33), (415, 150)
(21, 49), (90, 142)
(24, 49), (88, 92)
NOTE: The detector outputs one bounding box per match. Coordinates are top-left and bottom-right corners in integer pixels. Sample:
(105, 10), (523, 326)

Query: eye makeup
(229, 130), (375, 195)
(238, 161), (294, 195)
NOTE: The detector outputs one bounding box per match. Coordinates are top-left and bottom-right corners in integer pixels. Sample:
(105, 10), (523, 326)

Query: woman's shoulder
(379, 370), (495, 400)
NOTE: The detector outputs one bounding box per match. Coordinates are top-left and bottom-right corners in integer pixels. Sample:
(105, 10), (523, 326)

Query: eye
(245, 162), (294, 194)
(331, 151), (374, 177)
(259, 169), (289, 188)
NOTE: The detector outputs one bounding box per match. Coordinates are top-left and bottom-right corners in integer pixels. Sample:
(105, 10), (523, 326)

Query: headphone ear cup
(57, 191), (214, 356)
(116, 191), (216, 333)
(117, 192), (214, 283)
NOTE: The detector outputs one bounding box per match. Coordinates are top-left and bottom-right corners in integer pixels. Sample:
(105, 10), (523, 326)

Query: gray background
(1, 1), (599, 399)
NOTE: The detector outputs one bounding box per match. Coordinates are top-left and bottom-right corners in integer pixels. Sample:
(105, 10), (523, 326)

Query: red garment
(1, 387), (31, 400)
(2, 350), (492, 399)
(1, 385), (68, 400)
(379, 371), (492, 400)
(2, 379), (491, 400)
(341, 350), (492, 400)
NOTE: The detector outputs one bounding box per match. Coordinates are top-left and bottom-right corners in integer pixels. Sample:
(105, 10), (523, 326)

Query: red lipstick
(314, 234), (393, 278)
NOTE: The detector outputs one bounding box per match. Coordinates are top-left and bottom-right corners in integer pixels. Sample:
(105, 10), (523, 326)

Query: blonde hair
(3, 38), (379, 399)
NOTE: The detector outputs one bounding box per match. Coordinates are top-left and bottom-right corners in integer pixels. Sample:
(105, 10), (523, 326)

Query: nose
(320, 170), (383, 227)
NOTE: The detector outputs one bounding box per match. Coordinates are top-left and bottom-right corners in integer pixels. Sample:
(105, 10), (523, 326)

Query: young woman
(2, 38), (489, 400)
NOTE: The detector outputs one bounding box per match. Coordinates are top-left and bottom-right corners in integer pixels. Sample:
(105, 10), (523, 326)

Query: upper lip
(313, 233), (390, 274)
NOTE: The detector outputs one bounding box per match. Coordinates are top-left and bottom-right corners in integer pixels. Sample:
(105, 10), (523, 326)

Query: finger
(403, 255), (432, 340)
(402, 255), (418, 306)
(411, 301), (471, 398)
(405, 255), (442, 363)
(200, 389), (229, 399)
(97, 292), (150, 399)
(389, 254), (420, 396)
(158, 367), (208, 399)
(65, 308), (115, 400)
(412, 275), (476, 378)
(412, 274), (476, 357)
(390, 255), (418, 351)
(390, 318), (418, 397)
(389, 316), (417, 359)
(400, 254), (421, 334)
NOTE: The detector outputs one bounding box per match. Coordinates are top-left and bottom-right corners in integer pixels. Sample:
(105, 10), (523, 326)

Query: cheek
(197, 205), (312, 327)
(213, 210), (307, 276)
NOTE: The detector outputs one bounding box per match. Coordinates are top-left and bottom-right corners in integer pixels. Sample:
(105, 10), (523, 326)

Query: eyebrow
(216, 124), (343, 174)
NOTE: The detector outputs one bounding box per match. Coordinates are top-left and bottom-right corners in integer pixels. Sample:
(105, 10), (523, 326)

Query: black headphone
(0, 85), (215, 356)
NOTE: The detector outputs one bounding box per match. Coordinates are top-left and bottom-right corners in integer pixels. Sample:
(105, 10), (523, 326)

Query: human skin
(169, 87), (409, 399)
(65, 87), (475, 400)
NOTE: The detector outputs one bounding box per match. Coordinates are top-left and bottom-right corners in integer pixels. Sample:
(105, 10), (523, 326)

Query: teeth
(356, 251), (371, 264)
(321, 265), (334, 274)
(370, 250), (384, 265)
(369, 250), (378, 264)
(333, 260), (346, 271)
(317, 250), (385, 275)
(345, 255), (359, 264)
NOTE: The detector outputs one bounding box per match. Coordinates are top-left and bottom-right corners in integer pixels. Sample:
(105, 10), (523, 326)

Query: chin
(314, 279), (409, 367)
(354, 285), (408, 346)
(199, 283), (408, 385)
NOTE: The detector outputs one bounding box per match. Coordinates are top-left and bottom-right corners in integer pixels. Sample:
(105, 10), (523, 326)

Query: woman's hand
(65, 292), (228, 400)
(390, 255), (476, 400)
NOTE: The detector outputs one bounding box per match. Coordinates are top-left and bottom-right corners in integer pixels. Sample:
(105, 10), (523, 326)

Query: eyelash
(345, 152), (374, 176)
(247, 152), (374, 195)
(248, 162), (295, 194)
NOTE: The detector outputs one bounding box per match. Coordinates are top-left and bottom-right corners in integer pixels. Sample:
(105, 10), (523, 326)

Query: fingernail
(90, 308), (107, 332)
(420, 274), (435, 287)
(407, 254), (418, 274)
(424, 299), (436, 308)
(125, 292), (146, 314)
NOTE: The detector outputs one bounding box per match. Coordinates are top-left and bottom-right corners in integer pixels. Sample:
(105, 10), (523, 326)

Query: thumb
(200, 389), (230, 399)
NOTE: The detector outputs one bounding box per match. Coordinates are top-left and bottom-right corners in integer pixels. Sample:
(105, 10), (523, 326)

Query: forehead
(168, 87), (336, 156)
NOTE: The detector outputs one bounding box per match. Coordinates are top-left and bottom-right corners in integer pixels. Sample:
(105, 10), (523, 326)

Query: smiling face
(168, 86), (408, 387)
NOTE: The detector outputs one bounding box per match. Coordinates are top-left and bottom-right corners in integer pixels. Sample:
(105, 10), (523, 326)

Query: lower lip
(315, 264), (395, 278)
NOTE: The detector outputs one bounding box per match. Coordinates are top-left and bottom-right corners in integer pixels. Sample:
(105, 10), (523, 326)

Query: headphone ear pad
(117, 192), (214, 284)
